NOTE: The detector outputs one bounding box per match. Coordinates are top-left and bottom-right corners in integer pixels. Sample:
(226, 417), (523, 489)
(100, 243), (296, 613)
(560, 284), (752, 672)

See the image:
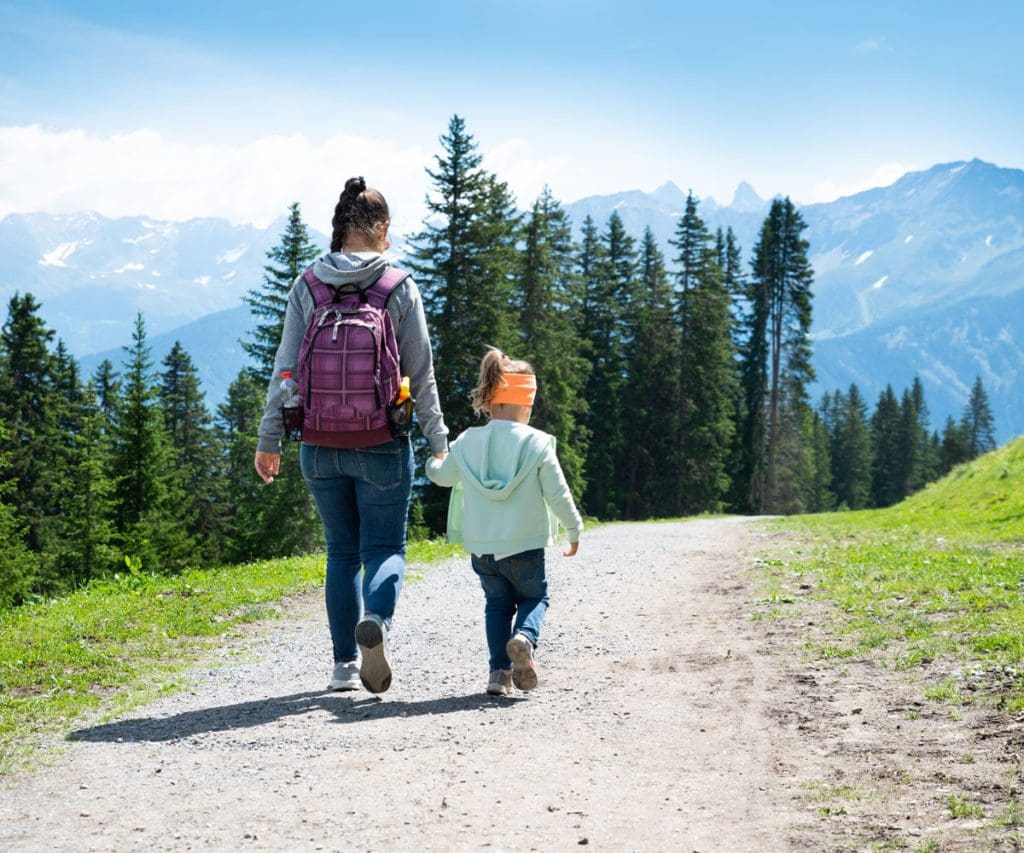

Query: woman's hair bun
(344, 176), (367, 196)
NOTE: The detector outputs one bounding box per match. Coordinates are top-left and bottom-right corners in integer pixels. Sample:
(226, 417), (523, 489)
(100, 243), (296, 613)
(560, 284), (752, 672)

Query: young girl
(426, 349), (582, 696)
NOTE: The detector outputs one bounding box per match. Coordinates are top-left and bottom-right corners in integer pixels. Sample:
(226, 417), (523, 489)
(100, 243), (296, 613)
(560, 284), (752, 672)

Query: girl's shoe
(486, 669), (513, 696)
(506, 633), (538, 691)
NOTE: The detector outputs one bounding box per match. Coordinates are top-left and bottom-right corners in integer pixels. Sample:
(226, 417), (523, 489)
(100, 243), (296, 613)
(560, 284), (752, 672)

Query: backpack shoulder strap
(364, 267), (411, 307)
(302, 268), (337, 307)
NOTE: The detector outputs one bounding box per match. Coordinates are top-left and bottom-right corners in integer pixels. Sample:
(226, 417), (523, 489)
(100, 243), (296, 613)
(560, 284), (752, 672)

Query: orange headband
(491, 373), (537, 406)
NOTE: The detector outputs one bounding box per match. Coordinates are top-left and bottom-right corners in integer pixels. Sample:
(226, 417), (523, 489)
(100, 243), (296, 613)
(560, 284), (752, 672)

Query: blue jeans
(300, 439), (413, 663)
(470, 549), (548, 671)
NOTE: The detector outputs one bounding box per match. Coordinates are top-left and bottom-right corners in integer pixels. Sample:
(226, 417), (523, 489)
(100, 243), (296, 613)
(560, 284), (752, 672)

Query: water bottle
(279, 370), (304, 441)
(389, 376), (413, 437)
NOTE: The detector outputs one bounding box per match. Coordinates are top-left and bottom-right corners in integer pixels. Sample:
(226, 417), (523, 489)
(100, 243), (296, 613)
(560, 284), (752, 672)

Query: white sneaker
(355, 613), (392, 694)
(328, 660), (360, 691)
(506, 633), (538, 691)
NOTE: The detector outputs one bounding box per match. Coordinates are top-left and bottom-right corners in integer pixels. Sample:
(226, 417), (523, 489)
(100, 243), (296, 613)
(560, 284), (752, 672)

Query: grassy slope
(776, 436), (1024, 711)
(0, 539), (461, 774)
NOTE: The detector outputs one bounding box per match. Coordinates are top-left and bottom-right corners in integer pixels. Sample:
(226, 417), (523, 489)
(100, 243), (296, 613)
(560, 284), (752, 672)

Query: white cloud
(808, 162), (914, 204)
(0, 125), (433, 233)
(856, 38), (883, 53)
(481, 138), (571, 208)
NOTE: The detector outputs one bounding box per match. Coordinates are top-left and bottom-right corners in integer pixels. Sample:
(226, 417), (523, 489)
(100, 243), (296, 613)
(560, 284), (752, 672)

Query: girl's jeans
(470, 548), (549, 671)
(300, 439), (413, 663)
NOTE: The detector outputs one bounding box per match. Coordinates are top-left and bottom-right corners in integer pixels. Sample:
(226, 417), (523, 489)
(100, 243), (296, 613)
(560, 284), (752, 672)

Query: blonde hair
(470, 347), (534, 416)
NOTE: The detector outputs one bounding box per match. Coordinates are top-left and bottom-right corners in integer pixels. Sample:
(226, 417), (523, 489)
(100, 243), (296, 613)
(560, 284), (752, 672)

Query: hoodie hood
(312, 251), (389, 289)
(450, 421), (550, 502)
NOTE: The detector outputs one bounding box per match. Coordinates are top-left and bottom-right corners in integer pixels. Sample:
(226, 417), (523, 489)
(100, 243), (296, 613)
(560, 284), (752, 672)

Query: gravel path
(2, 517), (1019, 851)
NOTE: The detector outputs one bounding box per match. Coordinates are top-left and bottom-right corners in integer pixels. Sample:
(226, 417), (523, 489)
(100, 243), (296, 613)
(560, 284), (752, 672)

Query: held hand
(432, 450), (449, 461)
(563, 541), (579, 557)
(254, 451), (281, 484)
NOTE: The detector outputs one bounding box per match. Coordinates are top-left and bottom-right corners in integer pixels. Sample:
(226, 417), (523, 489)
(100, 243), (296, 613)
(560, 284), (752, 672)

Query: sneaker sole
(355, 620), (392, 694)
(328, 679), (360, 692)
(506, 636), (538, 691)
(486, 684), (510, 696)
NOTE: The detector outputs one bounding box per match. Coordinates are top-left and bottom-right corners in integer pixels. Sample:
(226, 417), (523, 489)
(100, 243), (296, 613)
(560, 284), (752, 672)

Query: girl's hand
(254, 451), (281, 484)
(563, 541), (579, 557)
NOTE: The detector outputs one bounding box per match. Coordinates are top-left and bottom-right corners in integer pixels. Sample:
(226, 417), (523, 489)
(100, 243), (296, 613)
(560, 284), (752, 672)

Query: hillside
(885, 434), (1024, 541)
(809, 434), (1024, 543)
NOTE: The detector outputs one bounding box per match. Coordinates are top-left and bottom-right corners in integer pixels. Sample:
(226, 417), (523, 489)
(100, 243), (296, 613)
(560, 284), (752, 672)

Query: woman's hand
(563, 541), (579, 557)
(254, 451), (281, 484)
(433, 450), (448, 461)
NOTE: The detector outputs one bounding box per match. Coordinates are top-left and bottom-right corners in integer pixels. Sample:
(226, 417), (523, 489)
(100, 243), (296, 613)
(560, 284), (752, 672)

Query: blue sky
(1, 0), (1022, 230)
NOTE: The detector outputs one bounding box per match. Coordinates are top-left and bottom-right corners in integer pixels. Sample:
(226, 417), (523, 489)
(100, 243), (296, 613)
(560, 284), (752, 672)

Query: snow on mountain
(39, 240), (90, 268)
(0, 210), (330, 356)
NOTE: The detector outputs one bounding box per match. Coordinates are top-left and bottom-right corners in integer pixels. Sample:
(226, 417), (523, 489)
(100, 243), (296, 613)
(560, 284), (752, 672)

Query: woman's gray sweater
(256, 251), (449, 455)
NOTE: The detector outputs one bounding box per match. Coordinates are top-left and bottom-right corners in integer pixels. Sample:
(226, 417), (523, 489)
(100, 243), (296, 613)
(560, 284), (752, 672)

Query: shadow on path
(68, 689), (525, 744)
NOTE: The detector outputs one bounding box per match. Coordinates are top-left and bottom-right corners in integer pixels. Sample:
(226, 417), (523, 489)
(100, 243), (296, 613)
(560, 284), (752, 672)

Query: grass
(946, 794), (985, 819)
(774, 435), (1024, 712)
(0, 538), (462, 774)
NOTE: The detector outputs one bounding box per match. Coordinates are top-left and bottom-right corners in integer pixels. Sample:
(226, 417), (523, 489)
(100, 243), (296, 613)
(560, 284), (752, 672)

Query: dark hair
(330, 176), (390, 252)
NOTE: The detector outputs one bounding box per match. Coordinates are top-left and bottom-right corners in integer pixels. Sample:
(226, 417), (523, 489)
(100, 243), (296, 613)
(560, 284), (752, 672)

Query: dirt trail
(1, 518), (1020, 851)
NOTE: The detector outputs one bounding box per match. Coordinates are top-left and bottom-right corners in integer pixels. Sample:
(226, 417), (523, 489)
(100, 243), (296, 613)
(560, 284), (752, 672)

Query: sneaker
(328, 660), (360, 691)
(354, 613), (392, 694)
(486, 669), (513, 696)
(506, 633), (538, 691)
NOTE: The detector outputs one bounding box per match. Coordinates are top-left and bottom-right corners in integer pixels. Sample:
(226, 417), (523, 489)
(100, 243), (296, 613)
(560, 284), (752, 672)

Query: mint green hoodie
(425, 420), (583, 556)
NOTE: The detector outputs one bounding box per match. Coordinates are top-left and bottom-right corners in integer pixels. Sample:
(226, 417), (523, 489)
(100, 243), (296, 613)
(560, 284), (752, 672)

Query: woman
(254, 177), (448, 694)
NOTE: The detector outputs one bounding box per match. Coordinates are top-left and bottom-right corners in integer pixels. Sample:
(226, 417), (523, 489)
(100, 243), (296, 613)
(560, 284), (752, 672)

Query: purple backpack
(295, 266), (408, 448)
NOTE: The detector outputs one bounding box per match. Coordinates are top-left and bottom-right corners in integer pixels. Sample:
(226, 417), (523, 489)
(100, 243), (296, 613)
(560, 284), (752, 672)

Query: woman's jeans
(470, 549), (548, 672)
(300, 439), (413, 663)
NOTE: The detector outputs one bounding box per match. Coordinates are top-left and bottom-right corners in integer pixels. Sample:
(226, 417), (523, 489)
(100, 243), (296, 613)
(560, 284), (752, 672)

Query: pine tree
(0, 430), (34, 608)
(160, 341), (226, 564)
(718, 227), (750, 512)
(960, 376), (996, 458)
(0, 293), (59, 564)
(409, 115), (520, 528)
(910, 377), (940, 485)
(939, 416), (969, 474)
(57, 384), (118, 586)
(216, 369), (272, 561)
(671, 193), (737, 514)
(623, 228), (679, 518)
(803, 409), (834, 512)
(580, 211), (637, 518)
(742, 199), (814, 513)
(516, 188), (590, 501)
(410, 116), (519, 435)
(91, 359), (121, 426)
(829, 384), (872, 510)
(44, 338), (114, 592)
(242, 202), (321, 385)
(111, 314), (194, 572)
(870, 385), (903, 508)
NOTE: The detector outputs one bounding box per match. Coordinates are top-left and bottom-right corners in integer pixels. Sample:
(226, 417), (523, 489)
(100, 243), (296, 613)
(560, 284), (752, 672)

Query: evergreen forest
(0, 115), (999, 608)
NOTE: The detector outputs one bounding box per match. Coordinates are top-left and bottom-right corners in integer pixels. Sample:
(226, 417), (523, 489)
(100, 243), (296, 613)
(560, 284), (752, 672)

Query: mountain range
(1, 158), (1022, 440)
(564, 159), (1024, 440)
